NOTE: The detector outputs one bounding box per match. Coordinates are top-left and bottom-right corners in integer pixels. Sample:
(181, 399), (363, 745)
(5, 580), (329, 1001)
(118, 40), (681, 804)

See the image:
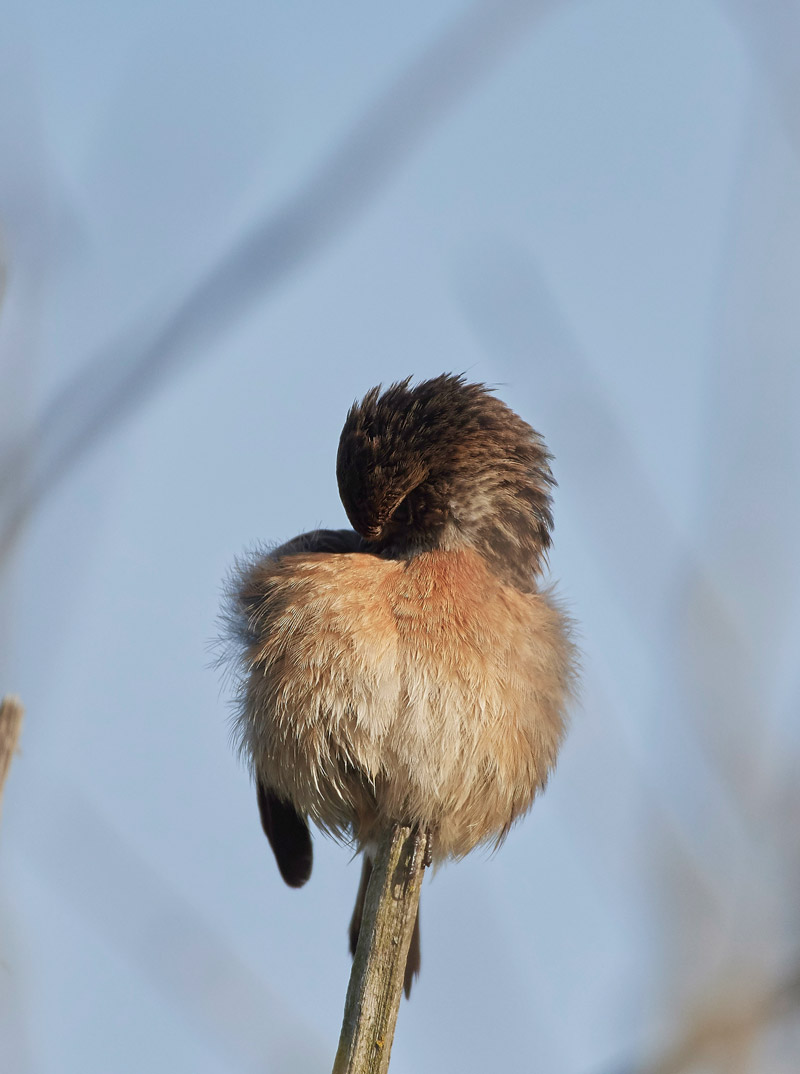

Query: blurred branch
(607, 966), (800, 1074)
(0, 228), (7, 311)
(0, 0), (562, 566)
(0, 695), (24, 824)
(723, 1), (800, 145)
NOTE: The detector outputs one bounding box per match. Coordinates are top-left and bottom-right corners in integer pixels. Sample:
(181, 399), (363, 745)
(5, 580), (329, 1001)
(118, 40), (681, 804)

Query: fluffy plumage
(223, 374), (576, 995)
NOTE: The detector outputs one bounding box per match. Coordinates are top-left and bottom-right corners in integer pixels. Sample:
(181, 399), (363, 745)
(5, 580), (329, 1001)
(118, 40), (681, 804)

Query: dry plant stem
(333, 825), (427, 1074)
(0, 695), (24, 822)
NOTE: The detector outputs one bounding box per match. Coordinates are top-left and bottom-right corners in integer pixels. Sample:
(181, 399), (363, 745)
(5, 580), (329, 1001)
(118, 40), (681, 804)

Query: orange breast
(235, 546), (574, 859)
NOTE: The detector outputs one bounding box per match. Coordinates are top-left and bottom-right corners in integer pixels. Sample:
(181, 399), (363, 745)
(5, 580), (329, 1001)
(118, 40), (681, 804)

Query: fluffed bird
(222, 374), (576, 996)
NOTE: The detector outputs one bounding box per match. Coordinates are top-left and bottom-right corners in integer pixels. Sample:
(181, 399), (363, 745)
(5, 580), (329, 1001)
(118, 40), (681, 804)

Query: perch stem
(332, 824), (427, 1074)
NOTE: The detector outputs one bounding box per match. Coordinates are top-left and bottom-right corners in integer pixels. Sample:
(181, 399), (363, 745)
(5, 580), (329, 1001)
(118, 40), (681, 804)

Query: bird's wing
(269, 528), (366, 558)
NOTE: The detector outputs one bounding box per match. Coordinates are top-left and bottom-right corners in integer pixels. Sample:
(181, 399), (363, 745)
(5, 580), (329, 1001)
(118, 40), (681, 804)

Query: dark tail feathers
(257, 783), (313, 888)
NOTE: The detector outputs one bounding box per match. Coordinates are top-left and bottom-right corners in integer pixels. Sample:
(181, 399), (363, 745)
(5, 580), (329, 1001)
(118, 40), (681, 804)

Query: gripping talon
(423, 829), (433, 869)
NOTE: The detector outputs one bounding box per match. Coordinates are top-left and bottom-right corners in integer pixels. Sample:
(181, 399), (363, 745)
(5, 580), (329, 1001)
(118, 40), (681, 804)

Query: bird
(222, 374), (576, 996)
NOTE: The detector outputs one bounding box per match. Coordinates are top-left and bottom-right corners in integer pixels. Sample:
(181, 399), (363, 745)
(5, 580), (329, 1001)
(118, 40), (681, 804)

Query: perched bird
(223, 374), (576, 996)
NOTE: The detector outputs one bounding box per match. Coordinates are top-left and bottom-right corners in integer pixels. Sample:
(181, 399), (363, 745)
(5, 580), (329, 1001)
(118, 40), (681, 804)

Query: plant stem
(332, 824), (426, 1074)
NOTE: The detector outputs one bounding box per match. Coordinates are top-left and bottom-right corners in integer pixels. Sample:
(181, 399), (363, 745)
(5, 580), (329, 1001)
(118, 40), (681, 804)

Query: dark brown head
(336, 375), (555, 590)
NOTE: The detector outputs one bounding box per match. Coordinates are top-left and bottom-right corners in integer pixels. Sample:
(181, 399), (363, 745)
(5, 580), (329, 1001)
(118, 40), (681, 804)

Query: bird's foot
(423, 828), (433, 869)
(410, 825), (433, 869)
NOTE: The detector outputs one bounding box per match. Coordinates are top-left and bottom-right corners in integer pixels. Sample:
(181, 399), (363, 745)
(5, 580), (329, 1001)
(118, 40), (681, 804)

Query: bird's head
(336, 375), (555, 590)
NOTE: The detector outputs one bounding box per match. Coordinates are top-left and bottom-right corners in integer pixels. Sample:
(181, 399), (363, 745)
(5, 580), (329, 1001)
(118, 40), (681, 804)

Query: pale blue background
(2, 2), (799, 1072)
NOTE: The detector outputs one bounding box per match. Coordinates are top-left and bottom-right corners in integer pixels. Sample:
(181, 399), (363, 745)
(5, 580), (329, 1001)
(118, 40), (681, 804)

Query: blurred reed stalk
(0, 695), (24, 824)
(333, 825), (427, 1074)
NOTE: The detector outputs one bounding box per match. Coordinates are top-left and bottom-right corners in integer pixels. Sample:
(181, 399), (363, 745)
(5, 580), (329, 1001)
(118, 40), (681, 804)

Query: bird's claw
(423, 828), (433, 869)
